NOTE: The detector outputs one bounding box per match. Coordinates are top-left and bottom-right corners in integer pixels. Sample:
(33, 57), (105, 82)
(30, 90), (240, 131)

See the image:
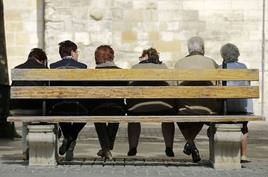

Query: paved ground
(0, 122), (268, 177)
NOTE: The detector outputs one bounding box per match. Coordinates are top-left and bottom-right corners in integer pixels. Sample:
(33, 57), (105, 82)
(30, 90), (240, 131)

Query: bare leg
(241, 133), (248, 161)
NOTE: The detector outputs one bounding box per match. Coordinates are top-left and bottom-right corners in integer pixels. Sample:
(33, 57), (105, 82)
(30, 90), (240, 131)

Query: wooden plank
(7, 115), (265, 123)
(10, 86), (259, 99)
(11, 69), (259, 81)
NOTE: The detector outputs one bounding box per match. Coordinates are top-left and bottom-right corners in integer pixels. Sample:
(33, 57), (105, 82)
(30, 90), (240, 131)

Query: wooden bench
(8, 68), (264, 169)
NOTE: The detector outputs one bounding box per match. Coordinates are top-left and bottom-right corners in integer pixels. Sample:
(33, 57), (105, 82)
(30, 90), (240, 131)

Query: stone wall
(3, 0), (44, 71)
(44, 0), (266, 116)
(3, 0), (267, 117)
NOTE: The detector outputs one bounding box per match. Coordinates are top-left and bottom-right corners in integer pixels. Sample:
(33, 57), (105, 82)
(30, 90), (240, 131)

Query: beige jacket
(174, 54), (221, 115)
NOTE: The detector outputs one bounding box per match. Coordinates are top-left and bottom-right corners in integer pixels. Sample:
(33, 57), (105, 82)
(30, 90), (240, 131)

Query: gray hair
(187, 36), (205, 55)
(220, 43), (240, 63)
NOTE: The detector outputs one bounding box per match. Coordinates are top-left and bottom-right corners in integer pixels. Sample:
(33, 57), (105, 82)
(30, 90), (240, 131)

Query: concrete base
(209, 124), (242, 170)
(27, 125), (57, 166)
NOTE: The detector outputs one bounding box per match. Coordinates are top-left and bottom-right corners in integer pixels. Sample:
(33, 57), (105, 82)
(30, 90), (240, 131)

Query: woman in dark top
(126, 48), (176, 157)
(88, 45), (126, 160)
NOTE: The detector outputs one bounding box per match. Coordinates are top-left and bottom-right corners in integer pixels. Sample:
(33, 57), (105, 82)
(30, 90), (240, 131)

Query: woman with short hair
(127, 48), (176, 157)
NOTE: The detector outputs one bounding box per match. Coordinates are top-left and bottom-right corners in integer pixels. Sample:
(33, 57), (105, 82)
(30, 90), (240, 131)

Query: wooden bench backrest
(10, 69), (259, 99)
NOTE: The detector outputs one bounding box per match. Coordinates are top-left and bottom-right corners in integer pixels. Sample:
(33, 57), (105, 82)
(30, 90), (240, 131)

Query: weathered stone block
(209, 124), (242, 170)
(148, 31), (160, 41)
(75, 32), (90, 45)
(153, 40), (181, 52)
(122, 31), (137, 43)
(27, 125), (57, 166)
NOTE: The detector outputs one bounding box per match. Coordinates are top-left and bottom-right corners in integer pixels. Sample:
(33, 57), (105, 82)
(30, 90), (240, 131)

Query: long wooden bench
(8, 68), (264, 169)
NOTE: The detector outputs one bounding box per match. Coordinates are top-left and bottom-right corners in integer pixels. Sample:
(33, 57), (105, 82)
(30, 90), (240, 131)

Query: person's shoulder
(75, 61), (87, 68)
(237, 61), (247, 68)
(14, 63), (26, 69)
(132, 62), (168, 69)
(202, 56), (218, 67)
(174, 56), (188, 68)
(49, 60), (62, 68)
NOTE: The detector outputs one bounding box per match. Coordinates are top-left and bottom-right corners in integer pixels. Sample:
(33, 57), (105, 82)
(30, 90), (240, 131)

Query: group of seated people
(11, 36), (252, 163)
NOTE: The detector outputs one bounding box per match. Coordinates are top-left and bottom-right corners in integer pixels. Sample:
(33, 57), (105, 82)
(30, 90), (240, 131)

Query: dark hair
(140, 48), (162, 64)
(58, 40), (77, 58)
(94, 45), (114, 65)
(27, 48), (47, 62)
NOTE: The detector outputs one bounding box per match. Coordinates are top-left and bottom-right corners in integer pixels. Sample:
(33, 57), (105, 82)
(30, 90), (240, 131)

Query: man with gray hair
(174, 36), (220, 163)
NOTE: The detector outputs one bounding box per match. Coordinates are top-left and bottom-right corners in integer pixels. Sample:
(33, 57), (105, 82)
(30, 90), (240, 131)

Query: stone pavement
(0, 122), (268, 177)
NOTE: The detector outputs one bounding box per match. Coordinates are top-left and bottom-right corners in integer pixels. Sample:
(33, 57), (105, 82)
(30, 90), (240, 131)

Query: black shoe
(191, 146), (201, 163)
(59, 138), (69, 155)
(97, 149), (104, 158)
(127, 148), (137, 156)
(165, 147), (174, 157)
(183, 142), (192, 155)
(65, 140), (76, 161)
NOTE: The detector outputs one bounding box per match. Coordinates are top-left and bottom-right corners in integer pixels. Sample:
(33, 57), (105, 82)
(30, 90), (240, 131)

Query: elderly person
(220, 43), (253, 162)
(174, 36), (220, 162)
(88, 45), (126, 160)
(126, 48), (176, 157)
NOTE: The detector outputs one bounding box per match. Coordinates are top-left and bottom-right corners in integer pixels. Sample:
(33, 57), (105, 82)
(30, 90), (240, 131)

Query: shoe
(22, 148), (29, 160)
(127, 148), (137, 156)
(104, 150), (113, 160)
(97, 149), (104, 157)
(191, 146), (201, 163)
(165, 147), (174, 157)
(183, 142), (192, 155)
(65, 140), (76, 161)
(59, 138), (69, 155)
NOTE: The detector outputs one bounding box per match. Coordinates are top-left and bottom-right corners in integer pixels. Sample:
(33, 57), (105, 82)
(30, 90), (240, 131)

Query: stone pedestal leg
(27, 125), (57, 166)
(209, 124), (242, 170)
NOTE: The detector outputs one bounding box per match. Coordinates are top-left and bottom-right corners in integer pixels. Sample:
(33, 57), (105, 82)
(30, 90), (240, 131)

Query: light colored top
(221, 61), (253, 113)
(174, 54), (220, 115)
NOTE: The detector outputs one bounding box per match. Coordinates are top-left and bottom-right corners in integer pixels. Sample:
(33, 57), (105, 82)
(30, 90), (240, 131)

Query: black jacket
(48, 58), (88, 115)
(10, 59), (48, 110)
(87, 64), (127, 114)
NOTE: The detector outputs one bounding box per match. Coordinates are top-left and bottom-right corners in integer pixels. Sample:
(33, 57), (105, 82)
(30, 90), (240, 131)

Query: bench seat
(8, 115), (265, 123)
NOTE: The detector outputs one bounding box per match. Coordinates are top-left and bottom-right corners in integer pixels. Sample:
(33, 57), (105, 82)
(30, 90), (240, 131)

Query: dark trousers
(49, 101), (87, 141)
(91, 104), (125, 151)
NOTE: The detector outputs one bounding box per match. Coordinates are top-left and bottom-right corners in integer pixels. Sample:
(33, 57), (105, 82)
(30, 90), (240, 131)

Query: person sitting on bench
(49, 40), (88, 161)
(88, 45), (126, 160)
(126, 48), (176, 157)
(220, 43), (253, 162)
(10, 48), (48, 160)
(174, 36), (221, 162)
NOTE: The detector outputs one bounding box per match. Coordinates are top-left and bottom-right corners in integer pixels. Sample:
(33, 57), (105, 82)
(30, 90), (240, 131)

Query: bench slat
(11, 86), (259, 99)
(7, 115), (265, 123)
(11, 69), (259, 81)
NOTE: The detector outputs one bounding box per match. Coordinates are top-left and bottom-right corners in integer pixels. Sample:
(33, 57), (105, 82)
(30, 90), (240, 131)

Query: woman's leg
(127, 122), (141, 155)
(162, 122), (175, 157)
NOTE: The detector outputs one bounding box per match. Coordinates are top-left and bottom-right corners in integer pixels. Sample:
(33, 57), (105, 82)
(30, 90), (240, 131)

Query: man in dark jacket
(49, 40), (88, 161)
(10, 48), (48, 160)
(88, 45), (126, 160)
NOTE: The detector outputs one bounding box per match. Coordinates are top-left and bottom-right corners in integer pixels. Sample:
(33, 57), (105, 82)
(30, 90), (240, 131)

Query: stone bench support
(27, 125), (57, 166)
(209, 124), (242, 170)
